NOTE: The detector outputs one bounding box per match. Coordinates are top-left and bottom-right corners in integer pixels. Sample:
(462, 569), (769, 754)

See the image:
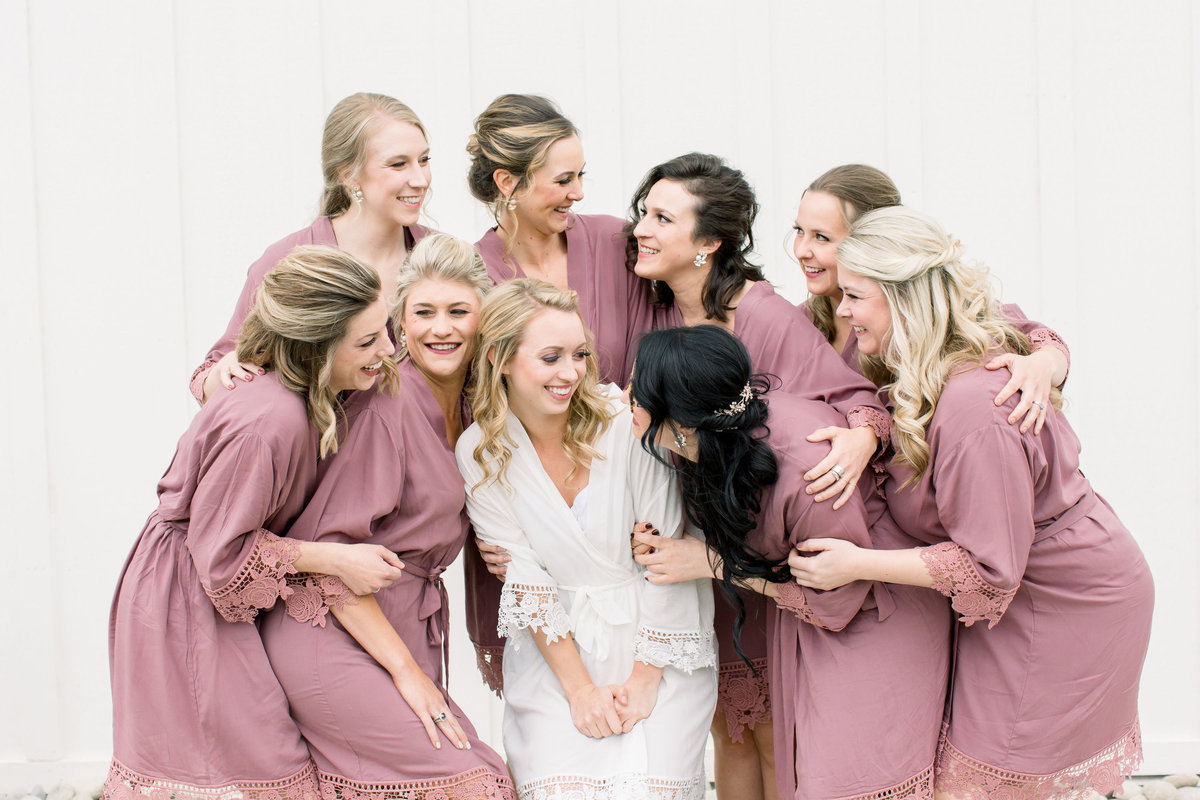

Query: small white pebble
(20, 794), (43, 800)
(88, 785), (103, 800)
(1143, 780), (1181, 800)
(30, 787), (46, 799)
(1120, 782), (1147, 800)
(1168, 776), (1200, 789)
(1082, 791), (1107, 800)
(1177, 788), (1200, 800)
(46, 784), (74, 800)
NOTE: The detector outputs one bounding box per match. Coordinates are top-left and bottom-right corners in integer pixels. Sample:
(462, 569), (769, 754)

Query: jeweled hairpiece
(714, 382), (754, 417)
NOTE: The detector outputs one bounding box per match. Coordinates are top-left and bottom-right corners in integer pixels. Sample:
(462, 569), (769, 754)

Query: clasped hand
(567, 669), (661, 738)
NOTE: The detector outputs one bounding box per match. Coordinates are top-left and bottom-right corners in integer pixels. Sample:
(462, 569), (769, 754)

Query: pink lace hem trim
(774, 581), (817, 625)
(920, 542), (1015, 628)
(104, 758), (319, 800)
(935, 720), (1141, 800)
(717, 657), (770, 743)
(847, 406), (892, 455)
(474, 643), (504, 697)
(207, 530), (302, 623)
(315, 766), (515, 800)
(284, 573), (358, 628)
(836, 764), (934, 800)
(1028, 329), (1070, 383)
(189, 356), (220, 404)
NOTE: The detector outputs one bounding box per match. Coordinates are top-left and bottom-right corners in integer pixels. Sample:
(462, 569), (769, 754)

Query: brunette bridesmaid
(260, 235), (514, 799)
(192, 92), (434, 402)
(106, 247), (404, 800)
(790, 206), (1152, 800)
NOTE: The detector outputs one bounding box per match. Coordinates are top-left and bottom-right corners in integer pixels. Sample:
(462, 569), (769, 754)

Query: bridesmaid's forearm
(534, 631), (595, 697)
(332, 595), (421, 678)
(858, 548), (934, 589)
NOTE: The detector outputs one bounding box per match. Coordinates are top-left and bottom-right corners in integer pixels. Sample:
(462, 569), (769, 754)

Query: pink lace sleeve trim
(920, 542), (1016, 628)
(189, 356), (220, 404)
(773, 581), (818, 625)
(1028, 328), (1071, 383)
(104, 758), (318, 800)
(717, 657), (770, 743)
(934, 719), (1142, 800)
(315, 765), (515, 800)
(283, 572), (358, 628)
(474, 643), (505, 697)
(847, 406), (892, 472)
(205, 530), (300, 623)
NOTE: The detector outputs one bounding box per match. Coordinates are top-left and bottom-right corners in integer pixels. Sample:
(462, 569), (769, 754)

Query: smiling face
(835, 267), (892, 356)
(350, 117), (431, 228)
(330, 295), (395, 393)
(632, 179), (717, 284)
(793, 190), (851, 298)
(399, 278), (482, 384)
(508, 134), (585, 237)
(501, 307), (591, 423)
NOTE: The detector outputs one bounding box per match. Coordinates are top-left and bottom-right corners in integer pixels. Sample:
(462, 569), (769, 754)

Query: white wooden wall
(2, 0), (1196, 786)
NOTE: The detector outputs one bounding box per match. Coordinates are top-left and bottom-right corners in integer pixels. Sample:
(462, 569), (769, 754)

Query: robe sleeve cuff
(846, 406), (892, 460)
(283, 573), (358, 628)
(1028, 328), (1071, 385)
(773, 581), (819, 625)
(205, 530), (301, 623)
(189, 356), (220, 404)
(498, 582), (573, 645)
(920, 541), (1016, 628)
(633, 627), (716, 673)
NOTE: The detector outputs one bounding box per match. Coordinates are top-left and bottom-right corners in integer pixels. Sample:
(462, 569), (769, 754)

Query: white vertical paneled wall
(2, 0), (1196, 784)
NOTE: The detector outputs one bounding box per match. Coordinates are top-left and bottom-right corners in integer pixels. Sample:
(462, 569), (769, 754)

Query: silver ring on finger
(433, 711), (448, 723)
(1032, 400), (1046, 411)
(829, 464), (846, 480)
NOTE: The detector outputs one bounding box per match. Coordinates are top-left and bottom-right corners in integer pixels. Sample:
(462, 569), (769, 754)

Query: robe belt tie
(558, 574), (642, 661)
(1034, 487), (1097, 543)
(398, 561), (451, 685)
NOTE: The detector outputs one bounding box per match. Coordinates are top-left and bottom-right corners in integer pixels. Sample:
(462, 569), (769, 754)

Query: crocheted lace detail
(633, 627), (716, 673)
(773, 581), (817, 625)
(104, 758), (319, 800)
(315, 766), (515, 800)
(206, 530), (302, 623)
(846, 406), (892, 456)
(518, 773), (705, 800)
(474, 643), (505, 697)
(498, 583), (573, 647)
(283, 573), (358, 628)
(920, 542), (1016, 628)
(1028, 328), (1071, 379)
(934, 720), (1141, 800)
(839, 765), (934, 800)
(189, 356), (221, 403)
(717, 658), (770, 743)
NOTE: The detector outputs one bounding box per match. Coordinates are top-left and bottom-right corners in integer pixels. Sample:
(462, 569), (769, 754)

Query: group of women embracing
(104, 91), (1154, 800)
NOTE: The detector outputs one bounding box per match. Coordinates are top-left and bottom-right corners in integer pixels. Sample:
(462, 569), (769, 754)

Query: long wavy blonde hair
(236, 245), (399, 458)
(837, 207), (1059, 483)
(467, 278), (612, 490)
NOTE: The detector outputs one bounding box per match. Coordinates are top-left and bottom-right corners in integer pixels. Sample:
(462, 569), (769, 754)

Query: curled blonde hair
(801, 164), (901, 342)
(391, 233), (491, 360)
(837, 206), (1057, 483)
(465, 94), (578, 268)
(467, 278), (612, 490)
(237, 245), (398, 458)
(320, 92), (427, 218)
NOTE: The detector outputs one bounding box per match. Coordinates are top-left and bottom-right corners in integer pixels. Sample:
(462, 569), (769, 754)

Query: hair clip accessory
(714, 382), (754, 417)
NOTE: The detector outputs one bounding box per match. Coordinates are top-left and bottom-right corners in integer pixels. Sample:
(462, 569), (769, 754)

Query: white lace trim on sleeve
(633, 627), (717, 673)
(498, 582), (573, 647)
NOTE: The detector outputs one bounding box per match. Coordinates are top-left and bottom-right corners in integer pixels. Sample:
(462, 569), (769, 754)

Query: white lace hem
(633, 628), (716, 673)
(498, 582), (573, 649)
(518, 773), (705, 800)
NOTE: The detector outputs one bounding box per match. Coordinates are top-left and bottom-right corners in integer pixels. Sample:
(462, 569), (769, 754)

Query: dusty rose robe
(747, 393), (950, 800)
(470, 213), (648, 692)
(648, 279), (892, 740)
(106, 372), (346, 800)
(884, 364), (1152, 800)
(189, 218), (431, 401)
(260, 357), (514, 798)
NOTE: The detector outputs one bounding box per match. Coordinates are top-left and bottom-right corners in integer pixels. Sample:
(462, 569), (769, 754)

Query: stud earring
(505, 195), (517, 211)
(693, 252), (708, 267)
(351, 185), (364, 205)
(674, 430), (688, 450)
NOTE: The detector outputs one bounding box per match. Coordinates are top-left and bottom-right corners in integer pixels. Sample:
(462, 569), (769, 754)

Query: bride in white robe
(455, 279), (716, 800)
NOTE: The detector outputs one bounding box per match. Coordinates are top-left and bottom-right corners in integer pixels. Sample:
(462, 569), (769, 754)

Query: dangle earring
(505, 195), (517, 211)
(351, 185), (364, 205)
(693, 252), (708, 267)
(399, 330), (407, 348)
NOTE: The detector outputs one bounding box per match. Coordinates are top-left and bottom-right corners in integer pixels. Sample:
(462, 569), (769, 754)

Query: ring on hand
(1032, 400), (1046, 411)
(433, 712), (448, 723)
(829, 464), (846, 480)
